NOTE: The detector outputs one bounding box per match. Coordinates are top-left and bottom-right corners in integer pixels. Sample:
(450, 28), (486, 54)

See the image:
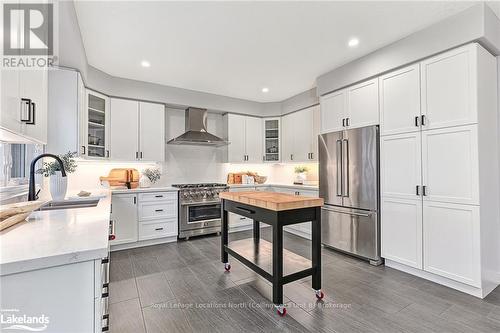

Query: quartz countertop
(229, 183), (319, 191)
(0, 190), (112, 276)
(110, 186), (179, 194)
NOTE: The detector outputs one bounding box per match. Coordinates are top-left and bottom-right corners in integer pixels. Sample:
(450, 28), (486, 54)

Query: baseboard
(385, 259), (489, 299)
(111, 236), (177, 251)
(284, 228), (311, 240)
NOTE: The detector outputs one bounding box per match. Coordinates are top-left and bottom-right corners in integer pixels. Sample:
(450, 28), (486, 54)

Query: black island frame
(220, 198), (323, 315)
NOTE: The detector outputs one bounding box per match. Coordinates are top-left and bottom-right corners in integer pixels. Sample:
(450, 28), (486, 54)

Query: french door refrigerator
(319, 125), (382, 265)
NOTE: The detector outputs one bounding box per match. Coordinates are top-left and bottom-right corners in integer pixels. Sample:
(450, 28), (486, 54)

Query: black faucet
(28, 154), (67, 201)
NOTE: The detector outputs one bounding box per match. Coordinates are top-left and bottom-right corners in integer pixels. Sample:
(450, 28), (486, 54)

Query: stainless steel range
(173, 183), (229, 240)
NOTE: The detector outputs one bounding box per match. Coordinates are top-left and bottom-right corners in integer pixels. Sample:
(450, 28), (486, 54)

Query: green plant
(36, 151), (78, 177)
(294, 166), (309, 174)
(143, 168), (161, 183)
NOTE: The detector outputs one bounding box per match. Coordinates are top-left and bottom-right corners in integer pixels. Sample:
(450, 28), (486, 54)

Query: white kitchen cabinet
(138, 192), (178, 241)
(320, 89), (346, 134)
(85, 90), (110, 158)
(379, 64), (421, 135)
(110, 98), (165, 161)
(139, 102), (165, 161)
(346, 78), (379, 129)
(110, 98), (139, 160)
(225, 114), (262, 163)
(380, 132), (422, 200)
(421, 44), (478, 130)
(245, 116), (263, 163)
(110, 194), (138, 245)
(421, 125), (479, 205)
(423, 201), (480, 287)
(47, 69), (84, 155)
(381, 197), (422, 269)
(1, 68), (22, 137)
(226, 114), (246, 163)
(281, 106), (320, 163)
(263, 118), (281, 162)
(19, 68), (48, 144)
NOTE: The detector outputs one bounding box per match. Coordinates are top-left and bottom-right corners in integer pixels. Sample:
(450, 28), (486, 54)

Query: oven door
(180, 201), (222, 231)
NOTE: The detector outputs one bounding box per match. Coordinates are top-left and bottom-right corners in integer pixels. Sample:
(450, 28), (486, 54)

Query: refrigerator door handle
(336, 139), (343, 196)
(342, 139), (349, 197)
(321, 206), (372, 218)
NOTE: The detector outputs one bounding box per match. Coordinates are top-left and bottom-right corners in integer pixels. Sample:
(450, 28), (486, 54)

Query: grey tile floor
(109, 229), (500, 333)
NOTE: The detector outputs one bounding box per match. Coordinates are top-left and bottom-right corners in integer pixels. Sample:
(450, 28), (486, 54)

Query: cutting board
(100, 168), (139, 189)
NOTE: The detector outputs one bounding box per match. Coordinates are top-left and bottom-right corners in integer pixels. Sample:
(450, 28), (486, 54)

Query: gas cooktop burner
(172, 183), (227, 189)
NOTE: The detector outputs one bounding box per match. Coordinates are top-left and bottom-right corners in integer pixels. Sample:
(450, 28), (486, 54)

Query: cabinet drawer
(139, 219), (177, 240)
(139, 201), (177, 221)
(139, 191), (177, 203)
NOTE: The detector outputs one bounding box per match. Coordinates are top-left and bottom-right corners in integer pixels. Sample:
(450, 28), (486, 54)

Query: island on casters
(219, 191), (324, 316)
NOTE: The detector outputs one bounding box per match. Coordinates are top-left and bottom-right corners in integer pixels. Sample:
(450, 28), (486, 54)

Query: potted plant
(36, 151), (77, 200)
(294, 166), (309, 185)
(140, 168), (161, 188)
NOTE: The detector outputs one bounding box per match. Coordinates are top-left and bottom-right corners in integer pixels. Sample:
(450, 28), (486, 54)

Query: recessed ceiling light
(262, 87), (269, 93)
(141, 60), (151, 68)
(348, 38), (359, 47)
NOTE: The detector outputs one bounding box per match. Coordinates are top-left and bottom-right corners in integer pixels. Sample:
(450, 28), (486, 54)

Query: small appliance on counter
(99, 168), (139, 189)
(227, 172), (267, 184)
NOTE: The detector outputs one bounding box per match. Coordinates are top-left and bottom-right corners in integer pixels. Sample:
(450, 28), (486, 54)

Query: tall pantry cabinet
(380, 43), (499, 298)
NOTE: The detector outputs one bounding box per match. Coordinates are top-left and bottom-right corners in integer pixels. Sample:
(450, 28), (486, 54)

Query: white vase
(139, 175), (151, 188)
(295, 172), (307, 184)
(50, 172), (68, 201)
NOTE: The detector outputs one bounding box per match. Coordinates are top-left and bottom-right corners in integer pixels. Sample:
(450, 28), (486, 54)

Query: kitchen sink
(37, 199), (100, 211)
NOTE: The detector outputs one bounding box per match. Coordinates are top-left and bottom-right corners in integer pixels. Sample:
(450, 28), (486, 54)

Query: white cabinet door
(380, 132), (422, 200)
(381, 197), (423, 269)
(110, 194), (138, 245)
(1, 68), (22, 135)
(139, 102), (164, 161)
(380, 64), (421, 135)
(346, 78), (379, 129)
(281, 113), (294, 162)
(110, 98), (139, 160)
(423, 201), (480, 287)
(421, 125), (479, 205)
(245, 116), (263, 163)
(320, 89), (346, 134)
(86, 90), (110, 158)
(227, 114), (246, 163)
(310, 105), (321, 161)
(19, 68), (48, 143)
(293, 109), (313, 162)
(421, 44), (477, 130)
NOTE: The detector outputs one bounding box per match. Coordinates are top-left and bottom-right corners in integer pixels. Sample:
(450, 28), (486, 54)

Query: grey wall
(317, 3), (500, 96)
(281, 88), (319, 115)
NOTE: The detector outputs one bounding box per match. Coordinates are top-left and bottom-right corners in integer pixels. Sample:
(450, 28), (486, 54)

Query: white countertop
(110, 186), (178, 194)
(229, 183), (319, 191)
(0, 190), (112, 276)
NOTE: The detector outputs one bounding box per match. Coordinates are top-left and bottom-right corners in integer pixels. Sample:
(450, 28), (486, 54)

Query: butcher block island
(219, 191), (324, 316)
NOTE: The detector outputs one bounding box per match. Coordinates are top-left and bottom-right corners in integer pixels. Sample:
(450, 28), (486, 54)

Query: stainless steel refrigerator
(319, 125), (382, 265)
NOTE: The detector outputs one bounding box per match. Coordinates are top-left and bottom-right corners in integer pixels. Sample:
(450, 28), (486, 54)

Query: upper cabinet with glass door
(84, 90), (110, 158)
(263, 118), (280, 162)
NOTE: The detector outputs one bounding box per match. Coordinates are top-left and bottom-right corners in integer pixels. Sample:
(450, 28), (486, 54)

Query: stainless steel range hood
(167, 107), (228, 147)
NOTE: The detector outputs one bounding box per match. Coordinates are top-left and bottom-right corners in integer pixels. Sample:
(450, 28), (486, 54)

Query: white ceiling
(75, 1), (476, 103)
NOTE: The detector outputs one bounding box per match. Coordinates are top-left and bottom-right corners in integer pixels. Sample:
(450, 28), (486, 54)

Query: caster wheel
(315, 290), (325, 300)
(224, 263), (231, 271)
(276, 305), (287, 317)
